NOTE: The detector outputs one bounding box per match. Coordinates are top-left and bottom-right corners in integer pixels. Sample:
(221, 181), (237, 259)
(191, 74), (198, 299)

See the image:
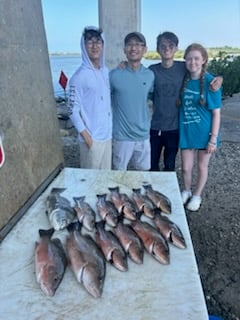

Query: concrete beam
(0, 0), (63, 231)
(98, 0), (141, 69)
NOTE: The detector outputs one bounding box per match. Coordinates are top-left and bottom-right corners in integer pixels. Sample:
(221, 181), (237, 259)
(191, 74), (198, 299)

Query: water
(49, 55), (159, 98)
(49, 55), (82, 98)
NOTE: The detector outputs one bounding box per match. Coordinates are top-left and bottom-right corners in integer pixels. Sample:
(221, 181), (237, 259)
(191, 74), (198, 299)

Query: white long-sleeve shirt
(68, 30), (112, 142)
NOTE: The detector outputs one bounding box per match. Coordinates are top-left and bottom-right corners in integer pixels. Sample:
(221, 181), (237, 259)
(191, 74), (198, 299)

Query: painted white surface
(0, 168), (208, 320)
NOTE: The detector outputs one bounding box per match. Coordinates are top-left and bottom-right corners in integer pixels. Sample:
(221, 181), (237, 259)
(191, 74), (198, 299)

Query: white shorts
(112, 139), (150, 171)
(79, 139), (112, 169)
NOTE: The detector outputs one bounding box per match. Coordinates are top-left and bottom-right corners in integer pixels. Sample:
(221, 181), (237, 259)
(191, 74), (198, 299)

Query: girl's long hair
(176, 43), (208, 107)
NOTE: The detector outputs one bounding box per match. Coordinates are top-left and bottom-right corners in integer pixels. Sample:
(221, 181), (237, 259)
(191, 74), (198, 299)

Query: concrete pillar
(98, 0), (141, 70)
(0, 0), (63, 234)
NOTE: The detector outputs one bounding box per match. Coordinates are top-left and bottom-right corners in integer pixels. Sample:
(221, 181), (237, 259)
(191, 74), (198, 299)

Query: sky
(41, 0), (240, 53)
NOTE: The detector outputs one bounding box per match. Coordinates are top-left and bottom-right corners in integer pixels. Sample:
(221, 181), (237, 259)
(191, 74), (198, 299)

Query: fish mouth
(41, 283), (55, 297)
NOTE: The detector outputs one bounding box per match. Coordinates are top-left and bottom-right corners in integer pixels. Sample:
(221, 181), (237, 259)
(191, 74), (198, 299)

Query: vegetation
(208, 55), (240, 96)
(145, 47), (240, 97)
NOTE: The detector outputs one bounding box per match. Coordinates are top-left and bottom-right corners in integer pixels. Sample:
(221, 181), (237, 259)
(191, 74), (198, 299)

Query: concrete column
(0, 0), (63, 234)
(98, 0), (141, 70)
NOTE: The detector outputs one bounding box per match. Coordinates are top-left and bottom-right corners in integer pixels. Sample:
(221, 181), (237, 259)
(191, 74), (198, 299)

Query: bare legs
(181, 149), (212, 197)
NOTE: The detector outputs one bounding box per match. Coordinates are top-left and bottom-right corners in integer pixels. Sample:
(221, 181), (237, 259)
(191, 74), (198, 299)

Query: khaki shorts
(79, 139), (112, 169)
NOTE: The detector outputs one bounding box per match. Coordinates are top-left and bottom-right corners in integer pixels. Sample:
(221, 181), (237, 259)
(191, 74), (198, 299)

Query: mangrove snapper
(73, 196), (96, 231)
(132, 188), (156, 219)
(109, 186), (137, 221)
(95, 221), (128, 272)
(96, 194), (118, 227)
(131, 219), (170, 265)
(143, 184), (172, 214)
(153, 209), (186, 249)
(113, 219), (144, 264)
(66, 222), (106, 298)
(34, 228), (67, 297)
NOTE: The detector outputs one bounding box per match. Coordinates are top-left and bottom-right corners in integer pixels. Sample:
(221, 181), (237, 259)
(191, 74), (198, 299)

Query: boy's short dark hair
(156, 31), (179, 48)
(83, 27), (103, 42)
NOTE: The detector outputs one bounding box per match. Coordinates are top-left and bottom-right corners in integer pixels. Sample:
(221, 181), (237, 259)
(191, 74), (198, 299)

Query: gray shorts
(112, 139), (150, 171)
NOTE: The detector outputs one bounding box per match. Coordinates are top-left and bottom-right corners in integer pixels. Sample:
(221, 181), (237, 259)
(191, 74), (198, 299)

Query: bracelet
(208, 141), (216, 147)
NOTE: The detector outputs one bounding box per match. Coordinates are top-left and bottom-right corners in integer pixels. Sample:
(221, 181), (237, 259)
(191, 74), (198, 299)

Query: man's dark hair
(83, 27), (103, 41)
(156, 31), (179, 48)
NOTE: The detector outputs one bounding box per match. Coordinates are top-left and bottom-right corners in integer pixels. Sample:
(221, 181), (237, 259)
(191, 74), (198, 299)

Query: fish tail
(73, 196), (85, 204)
(132, 188), (141, 193)
(142, 184), (151, 190)
(67, 221), (82, 232)
(96, 193), (107, 199)
(108, 186), (119, 193)
(136, 211), (143, 220)
(153, 208), (162, 215)
(38, 228), (55, 238)
(117, 213), (124, 222)
(50, 187), (66, 194)
(95, 220), (106, 230)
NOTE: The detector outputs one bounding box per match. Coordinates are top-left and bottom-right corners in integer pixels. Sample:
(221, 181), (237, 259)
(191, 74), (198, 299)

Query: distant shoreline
(49, 46), (240, 60)
(49, 53), (81, 56)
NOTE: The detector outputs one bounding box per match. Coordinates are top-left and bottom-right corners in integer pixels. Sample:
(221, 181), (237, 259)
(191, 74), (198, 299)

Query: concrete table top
(0, 168), (209, 320)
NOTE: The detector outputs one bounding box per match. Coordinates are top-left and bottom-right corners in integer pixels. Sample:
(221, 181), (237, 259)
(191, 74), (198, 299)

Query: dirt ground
(58, 94), (240, 320)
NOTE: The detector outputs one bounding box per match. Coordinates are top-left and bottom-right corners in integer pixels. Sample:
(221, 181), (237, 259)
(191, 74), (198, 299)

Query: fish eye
(53, 276), (59, 283)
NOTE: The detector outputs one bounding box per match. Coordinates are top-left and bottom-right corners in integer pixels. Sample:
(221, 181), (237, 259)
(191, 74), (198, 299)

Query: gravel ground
(58, 94), (240, 320)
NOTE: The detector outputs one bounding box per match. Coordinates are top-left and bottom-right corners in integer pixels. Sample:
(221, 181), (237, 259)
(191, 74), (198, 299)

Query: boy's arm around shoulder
(210, 75), (223, 92)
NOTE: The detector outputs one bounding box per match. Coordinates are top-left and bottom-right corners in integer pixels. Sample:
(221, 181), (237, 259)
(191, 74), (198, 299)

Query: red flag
(59, 70), (68, 90)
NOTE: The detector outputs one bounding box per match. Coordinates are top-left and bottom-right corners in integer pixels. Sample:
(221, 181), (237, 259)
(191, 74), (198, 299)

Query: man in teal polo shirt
(110, 32), (154, 170)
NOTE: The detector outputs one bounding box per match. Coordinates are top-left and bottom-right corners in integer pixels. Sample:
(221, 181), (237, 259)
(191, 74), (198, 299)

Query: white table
(0, 168), (209, 320)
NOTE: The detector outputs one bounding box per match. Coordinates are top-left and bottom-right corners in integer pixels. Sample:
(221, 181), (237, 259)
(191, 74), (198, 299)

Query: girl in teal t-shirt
(178, 43), (221, 211)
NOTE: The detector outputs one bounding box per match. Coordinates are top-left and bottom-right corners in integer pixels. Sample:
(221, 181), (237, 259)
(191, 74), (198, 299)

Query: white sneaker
(186, 196), (202, 211)
(181, 190), (192, 205)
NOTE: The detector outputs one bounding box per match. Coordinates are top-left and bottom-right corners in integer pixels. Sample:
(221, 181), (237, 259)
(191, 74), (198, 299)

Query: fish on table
(66, 222), (106, 298)
(34, 228), (67, 297)
(95, 220), (128, 272)
(108, 186), (137, 221)
(96, 194), (119, 227)
(143, 184), (172, 214)
(46, 187), (76, 231)
(131, 219), (170, 265)
(113, 218), (144, 265)
(132, 188), (156, 219)
(73, 196), (96, 231)
(153, 209), (187, 249)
